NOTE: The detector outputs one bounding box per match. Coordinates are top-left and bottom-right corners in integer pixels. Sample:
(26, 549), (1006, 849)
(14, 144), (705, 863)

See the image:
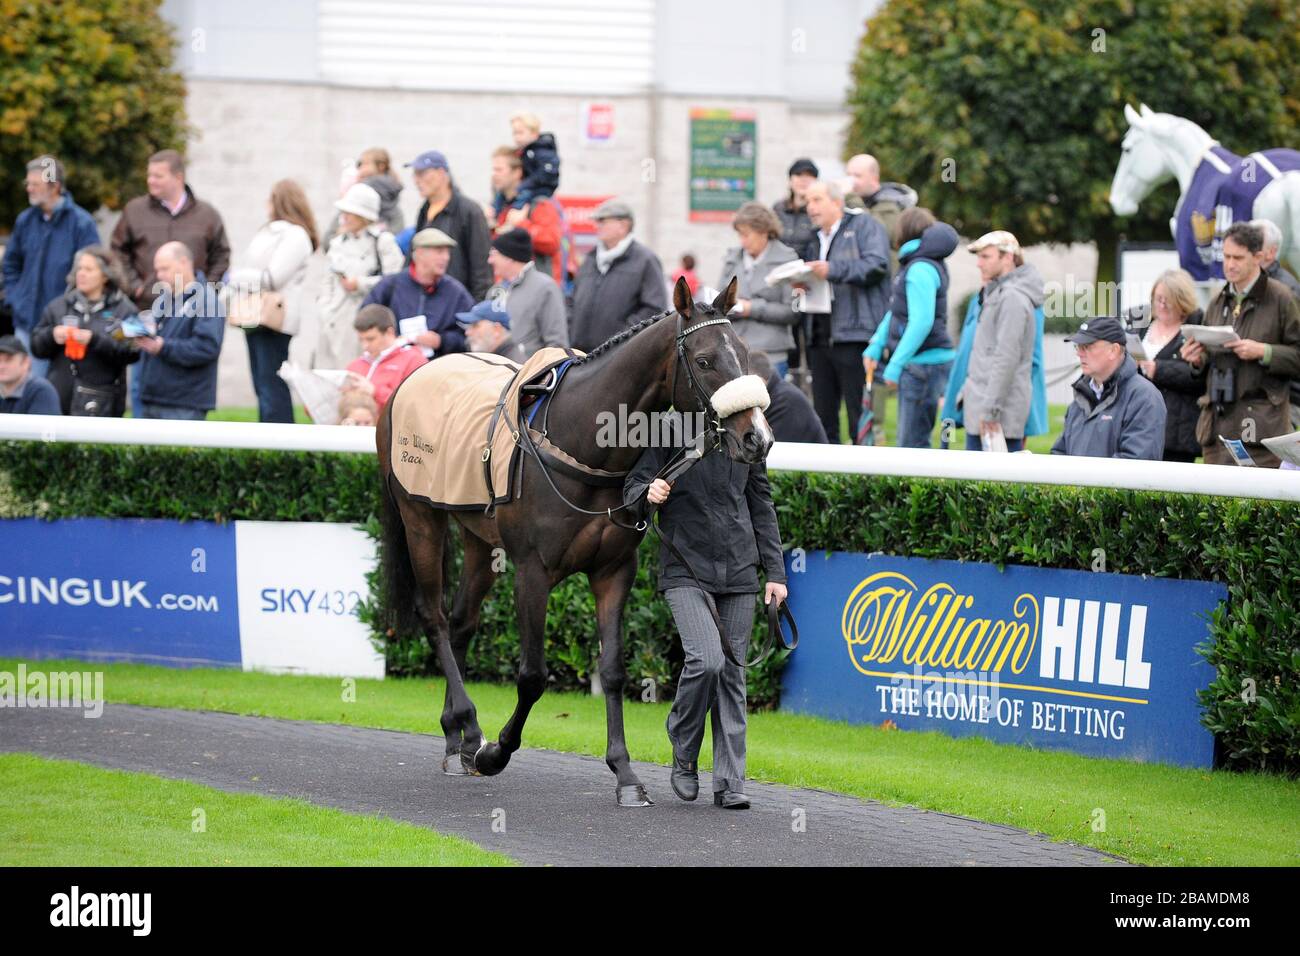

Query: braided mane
(569, 304), (720, 366)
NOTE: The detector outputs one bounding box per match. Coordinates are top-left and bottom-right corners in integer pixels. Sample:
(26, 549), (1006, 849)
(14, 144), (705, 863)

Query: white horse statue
(1109, 103), (1300, 280)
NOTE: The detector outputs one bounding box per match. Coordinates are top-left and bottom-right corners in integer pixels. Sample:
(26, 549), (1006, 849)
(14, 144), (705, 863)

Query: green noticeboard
(689, 108), (756, 223)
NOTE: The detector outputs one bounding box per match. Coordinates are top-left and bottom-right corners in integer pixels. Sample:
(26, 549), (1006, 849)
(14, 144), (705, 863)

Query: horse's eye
(696, 357), (710, 369)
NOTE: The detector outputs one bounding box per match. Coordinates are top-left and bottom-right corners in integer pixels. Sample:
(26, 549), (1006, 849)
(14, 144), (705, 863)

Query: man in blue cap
(405, 149), (492, 301)
(0, 335), (60, 414)
(456, 299), (526, 362)
(1052, 316), (1166, 460)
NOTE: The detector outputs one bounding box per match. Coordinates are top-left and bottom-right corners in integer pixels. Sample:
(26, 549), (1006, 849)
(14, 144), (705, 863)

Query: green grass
(0, 752), (513, 866)
(8, 658), (1296, 867)
(205, 405), (314, 424)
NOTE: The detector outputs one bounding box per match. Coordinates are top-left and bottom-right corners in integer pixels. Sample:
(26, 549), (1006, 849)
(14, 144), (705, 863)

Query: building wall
(183, 78), (859, 405)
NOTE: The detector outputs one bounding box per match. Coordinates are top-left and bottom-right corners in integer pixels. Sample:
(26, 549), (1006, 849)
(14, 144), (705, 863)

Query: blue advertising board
(780, 552), (1228, 768)
(1, 518), (240, 667)
(1, 517), (384, 677)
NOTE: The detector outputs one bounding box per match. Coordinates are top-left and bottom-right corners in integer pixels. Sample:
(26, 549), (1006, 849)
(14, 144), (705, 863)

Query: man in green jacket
(1181, 222), (1300, 467)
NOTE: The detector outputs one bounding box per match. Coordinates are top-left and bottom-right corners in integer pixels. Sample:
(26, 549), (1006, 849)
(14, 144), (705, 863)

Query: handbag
(68, 362), (120, 417)
(226, 287), (286, 331)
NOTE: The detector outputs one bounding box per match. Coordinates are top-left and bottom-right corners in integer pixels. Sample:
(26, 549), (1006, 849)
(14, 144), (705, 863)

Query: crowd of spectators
(3, 124), (1298, 468)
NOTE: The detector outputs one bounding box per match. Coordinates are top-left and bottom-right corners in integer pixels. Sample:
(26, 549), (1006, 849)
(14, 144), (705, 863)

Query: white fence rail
(2, 413), (1298, 502)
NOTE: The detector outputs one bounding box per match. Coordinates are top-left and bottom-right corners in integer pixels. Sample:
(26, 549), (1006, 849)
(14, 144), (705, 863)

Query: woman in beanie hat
(486, 227), (569, 357)
(772, 158), (819, 256)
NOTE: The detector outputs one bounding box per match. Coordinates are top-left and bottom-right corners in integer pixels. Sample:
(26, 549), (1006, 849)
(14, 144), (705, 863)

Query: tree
(0, 0), (187, 227)
(846, 0), (1300, 279)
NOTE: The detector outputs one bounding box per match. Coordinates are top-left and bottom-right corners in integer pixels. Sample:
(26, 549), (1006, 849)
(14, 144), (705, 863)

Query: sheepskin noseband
(709, 374), (771, 418)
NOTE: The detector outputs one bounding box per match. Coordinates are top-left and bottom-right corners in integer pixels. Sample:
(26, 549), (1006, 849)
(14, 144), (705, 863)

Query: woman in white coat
(229, 179), (318, 422)
(314, 182), (404, 370)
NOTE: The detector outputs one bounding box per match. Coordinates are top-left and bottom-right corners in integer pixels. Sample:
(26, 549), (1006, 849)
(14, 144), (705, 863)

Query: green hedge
(0, 442), (783, 709)
(1, 441), (1295, 774)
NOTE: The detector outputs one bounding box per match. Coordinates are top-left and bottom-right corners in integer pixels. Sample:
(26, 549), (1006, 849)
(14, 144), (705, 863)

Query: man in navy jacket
(801, 181), (891, 443)
(136, 242), (224, 420)
(1052, 317), (1166, 460)
(0, 335), (60, 414)
(3, 156), (100, 377)
(363, 228), (472, 358)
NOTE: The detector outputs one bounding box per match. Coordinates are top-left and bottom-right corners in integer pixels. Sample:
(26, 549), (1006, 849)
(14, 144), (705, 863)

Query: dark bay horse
(376, 277), (774, 806)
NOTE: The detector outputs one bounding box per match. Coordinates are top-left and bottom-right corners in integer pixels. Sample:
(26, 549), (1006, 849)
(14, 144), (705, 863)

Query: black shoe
(670, 752), (699, 801)
(713, 790), (750, 809)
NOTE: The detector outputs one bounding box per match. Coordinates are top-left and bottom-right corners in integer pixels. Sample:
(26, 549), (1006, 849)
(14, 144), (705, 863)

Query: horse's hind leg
(397, 497), (486, 773)
(590, 557), (651, 807)
(441, 527), (499, 772)
(473, 555), (550, 777)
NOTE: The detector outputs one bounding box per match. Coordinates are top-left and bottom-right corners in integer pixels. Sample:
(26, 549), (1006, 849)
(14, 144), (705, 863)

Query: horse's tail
(378, 411), (424, 642)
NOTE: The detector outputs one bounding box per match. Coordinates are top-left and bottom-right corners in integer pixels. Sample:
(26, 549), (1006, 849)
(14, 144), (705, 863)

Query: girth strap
(481, 369), (521, 516)
(527, 426), (629, 487)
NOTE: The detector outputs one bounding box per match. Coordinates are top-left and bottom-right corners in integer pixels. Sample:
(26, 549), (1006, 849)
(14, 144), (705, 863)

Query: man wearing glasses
(1052, 316), (1167, 460)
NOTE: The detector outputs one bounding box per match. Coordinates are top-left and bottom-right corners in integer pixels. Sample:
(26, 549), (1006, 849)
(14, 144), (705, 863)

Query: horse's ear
(1139, 102), (1154, 118)
(1124, 103), (1142, 127)
(712, 276), (738, 317)
(672, 275), (694, 320)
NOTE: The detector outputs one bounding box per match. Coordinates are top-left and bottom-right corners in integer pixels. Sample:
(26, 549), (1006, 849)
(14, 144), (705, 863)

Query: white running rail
(1, 413), (1297, 502)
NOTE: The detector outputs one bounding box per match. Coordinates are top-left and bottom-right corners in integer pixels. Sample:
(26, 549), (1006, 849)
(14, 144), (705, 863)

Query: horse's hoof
(616, 783), (654, 808)
(474, 740), (508, 777)
(458, 743), (484, 776)
(442, 753), (470, 776)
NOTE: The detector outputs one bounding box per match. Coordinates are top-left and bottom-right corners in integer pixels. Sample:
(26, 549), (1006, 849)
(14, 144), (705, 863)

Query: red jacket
(346, 341), (427, 409)
(495, 198), (564, 285)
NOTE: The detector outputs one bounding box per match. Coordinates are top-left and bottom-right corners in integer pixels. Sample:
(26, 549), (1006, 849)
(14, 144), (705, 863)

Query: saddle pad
(1176, 145), (1300, 279)
(389, 346), (581, 510)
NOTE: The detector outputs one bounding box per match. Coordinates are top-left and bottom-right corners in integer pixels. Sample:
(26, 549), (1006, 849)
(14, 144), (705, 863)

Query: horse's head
(669, 275), (774, 464)
(1110, 103), (1177, 216)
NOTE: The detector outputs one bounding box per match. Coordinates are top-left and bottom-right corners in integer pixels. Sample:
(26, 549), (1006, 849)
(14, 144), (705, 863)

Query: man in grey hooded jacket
(958, 231), (1045, 451)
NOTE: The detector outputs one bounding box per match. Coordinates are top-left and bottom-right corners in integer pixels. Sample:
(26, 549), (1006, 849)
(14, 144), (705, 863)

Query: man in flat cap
(569, 199), (667, 352)
(362, 228), (473, 358)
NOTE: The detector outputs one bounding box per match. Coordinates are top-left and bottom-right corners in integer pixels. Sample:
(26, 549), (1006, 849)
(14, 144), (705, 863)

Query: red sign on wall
(583, 103), (615, 145)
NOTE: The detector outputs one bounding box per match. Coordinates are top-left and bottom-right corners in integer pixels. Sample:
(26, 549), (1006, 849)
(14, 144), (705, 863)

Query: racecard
(780, 553), (1228, 767)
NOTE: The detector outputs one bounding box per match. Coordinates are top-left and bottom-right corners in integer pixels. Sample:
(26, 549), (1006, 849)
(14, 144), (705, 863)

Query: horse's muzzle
(723, 407), (774, 463)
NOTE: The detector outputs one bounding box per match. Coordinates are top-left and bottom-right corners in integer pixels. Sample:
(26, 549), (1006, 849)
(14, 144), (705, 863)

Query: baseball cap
(1066, 316), (1126, 346)
(967, 230), (1021, 256)
(456, 299), (511, 330)
(405, 150), (449, 172)
(788, 158), (819, 177)
(410, 227), (457, 249)
(0, 335), (29, 356)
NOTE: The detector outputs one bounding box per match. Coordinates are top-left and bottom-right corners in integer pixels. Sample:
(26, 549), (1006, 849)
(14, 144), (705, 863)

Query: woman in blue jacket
(862, 208), (958, 447)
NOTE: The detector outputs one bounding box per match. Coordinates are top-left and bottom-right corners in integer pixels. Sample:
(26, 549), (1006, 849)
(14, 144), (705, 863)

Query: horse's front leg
(473, 556), (551, 776)
(590, 557), (651, 807)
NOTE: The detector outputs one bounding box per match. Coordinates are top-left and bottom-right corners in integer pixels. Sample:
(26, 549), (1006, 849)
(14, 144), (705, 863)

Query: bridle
(670, 310), (733, 443)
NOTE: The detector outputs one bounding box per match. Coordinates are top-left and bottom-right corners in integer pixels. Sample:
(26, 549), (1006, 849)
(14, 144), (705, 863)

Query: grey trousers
(663, 587), (754, 794)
